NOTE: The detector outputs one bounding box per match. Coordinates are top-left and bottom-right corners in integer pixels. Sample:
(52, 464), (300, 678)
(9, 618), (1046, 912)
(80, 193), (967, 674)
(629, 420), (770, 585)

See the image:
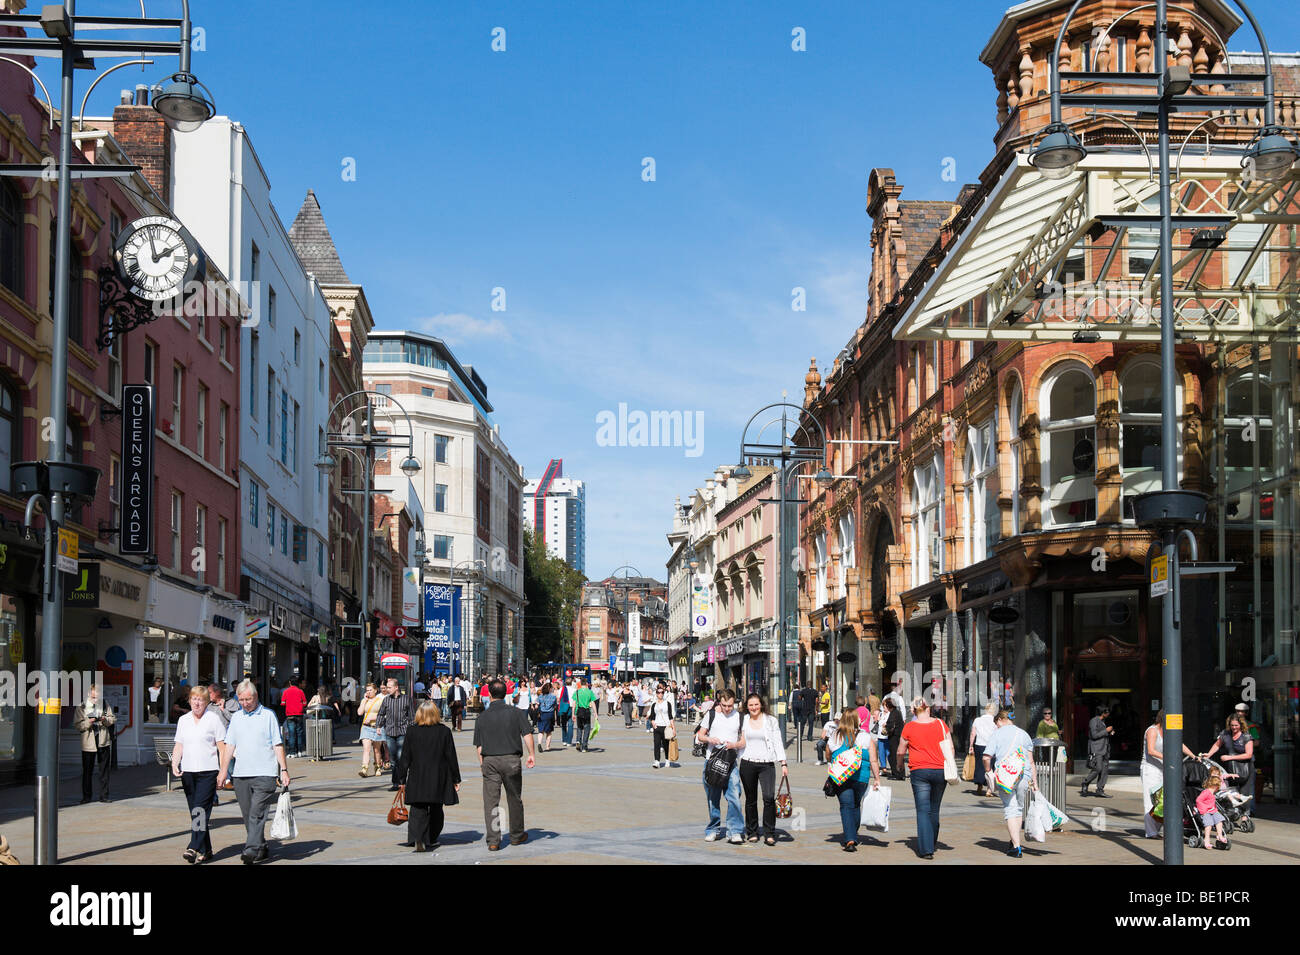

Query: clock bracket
(96, 265), (160, 351)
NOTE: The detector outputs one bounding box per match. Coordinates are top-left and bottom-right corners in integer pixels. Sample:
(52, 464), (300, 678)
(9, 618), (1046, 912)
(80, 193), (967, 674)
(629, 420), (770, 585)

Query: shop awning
(894, 151), (1300, 344)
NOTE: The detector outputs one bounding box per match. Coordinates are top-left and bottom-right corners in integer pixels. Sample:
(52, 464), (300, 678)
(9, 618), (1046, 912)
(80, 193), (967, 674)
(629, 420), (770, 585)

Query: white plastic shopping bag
(269, 789), (297, 841)
(1024, 794), (1048, 843)
(1040, 794), (1070, 831)
(861, 785), (892, 832)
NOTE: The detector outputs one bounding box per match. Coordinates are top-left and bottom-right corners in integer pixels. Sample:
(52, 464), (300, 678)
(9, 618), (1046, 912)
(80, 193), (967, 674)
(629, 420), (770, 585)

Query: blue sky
(53, 0), (1297, 581)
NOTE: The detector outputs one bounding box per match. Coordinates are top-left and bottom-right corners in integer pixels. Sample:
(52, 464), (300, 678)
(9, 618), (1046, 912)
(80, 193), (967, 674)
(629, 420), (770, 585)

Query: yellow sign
(57, 527), (79, 575)
(37, 697), (62, 715)
(8, 632), (20, 665)
(1166, 713), (1183, 730)
(1149, 554), (1169, 597)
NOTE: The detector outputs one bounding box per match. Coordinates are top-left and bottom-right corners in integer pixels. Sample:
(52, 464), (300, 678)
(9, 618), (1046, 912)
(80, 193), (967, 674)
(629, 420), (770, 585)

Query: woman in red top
(896, 697), (951, 859)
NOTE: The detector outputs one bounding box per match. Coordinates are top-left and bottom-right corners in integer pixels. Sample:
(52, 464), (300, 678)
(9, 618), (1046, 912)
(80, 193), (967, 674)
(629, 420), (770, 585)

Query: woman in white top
(649, 686), (676, 768)
(171, 685), (227, 863)
(1142, 709), (1196, 838)
(738, 693), (789, 845)
(968, 700), (999, 796)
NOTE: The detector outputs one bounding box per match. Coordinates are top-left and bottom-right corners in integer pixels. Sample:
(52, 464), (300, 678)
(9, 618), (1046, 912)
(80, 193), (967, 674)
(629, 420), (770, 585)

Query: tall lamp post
(607, 564), (644, 681)
(0, 0), (216, 866)
(733, 401), (833, 742)
(317, 391), (421, 688)
(1031, 0), (1297, 865)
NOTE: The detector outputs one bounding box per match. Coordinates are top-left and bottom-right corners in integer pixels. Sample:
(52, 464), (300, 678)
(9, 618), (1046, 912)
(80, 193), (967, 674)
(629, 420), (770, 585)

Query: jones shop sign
(120, 384), (155, 555)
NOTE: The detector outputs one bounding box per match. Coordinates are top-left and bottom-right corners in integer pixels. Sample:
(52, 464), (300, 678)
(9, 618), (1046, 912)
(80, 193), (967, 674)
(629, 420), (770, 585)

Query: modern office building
(362, 331), (525, 676)
(524, 459), (586, 573)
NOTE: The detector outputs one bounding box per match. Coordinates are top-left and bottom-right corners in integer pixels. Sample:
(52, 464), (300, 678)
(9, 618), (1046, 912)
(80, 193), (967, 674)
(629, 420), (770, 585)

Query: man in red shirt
(281, 678), (307, 758)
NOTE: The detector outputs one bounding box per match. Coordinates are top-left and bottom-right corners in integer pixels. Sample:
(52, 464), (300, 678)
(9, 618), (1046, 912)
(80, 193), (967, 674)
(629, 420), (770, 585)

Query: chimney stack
(113, 87), (171, 204)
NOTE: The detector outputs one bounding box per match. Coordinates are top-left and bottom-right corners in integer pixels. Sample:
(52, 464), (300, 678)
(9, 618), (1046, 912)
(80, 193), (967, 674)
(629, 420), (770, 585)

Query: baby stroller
(1197, 756), (1255, 834)
(1181, 757), (1231, 849)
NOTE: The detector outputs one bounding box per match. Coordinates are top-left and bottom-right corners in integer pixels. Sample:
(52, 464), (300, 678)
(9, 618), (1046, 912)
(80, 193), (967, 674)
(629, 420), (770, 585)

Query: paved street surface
(2, 714), (1297, 865)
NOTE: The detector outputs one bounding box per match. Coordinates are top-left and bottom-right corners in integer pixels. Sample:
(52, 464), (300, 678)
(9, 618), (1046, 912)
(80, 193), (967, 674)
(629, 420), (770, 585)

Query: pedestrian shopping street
(1, 715), (1296, 866)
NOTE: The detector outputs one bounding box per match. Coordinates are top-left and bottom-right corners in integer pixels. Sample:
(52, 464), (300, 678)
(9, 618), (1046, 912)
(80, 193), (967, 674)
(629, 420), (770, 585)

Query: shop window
(836, 510), (855, 594)
(1120, 360), (1176, 520)
(142, 630), (190, 725)
(965, 411), (999, 563)
(1221, 366), (1276, 524)
(913, 455), (943, 585)
(1008, 381), (1023, 536)
(0, 377), (19, 495)
(814, 530), (828, 608)
(1041, 365), (1097, 526)
(0, 182), (21, 296)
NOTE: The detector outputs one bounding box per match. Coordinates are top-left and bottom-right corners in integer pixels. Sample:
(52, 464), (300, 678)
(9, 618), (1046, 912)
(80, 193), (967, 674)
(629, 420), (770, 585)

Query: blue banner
(423, 583), (461, 675)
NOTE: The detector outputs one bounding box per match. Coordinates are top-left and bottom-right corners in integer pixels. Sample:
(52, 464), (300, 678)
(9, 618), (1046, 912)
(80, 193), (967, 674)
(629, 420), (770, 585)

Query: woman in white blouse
(171, 685), (227, 863)
(738, 693), (788, 846)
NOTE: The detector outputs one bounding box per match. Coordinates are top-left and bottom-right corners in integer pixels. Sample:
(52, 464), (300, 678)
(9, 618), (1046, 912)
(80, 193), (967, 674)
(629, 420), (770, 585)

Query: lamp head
(814, 467), (834, 488)
(152, 72), (215, 133)
(1029, 123), (1087, 180)
(732, 462), (752, 480)
(400, 455), (422, 478)
(1243, 127), (1299, 182)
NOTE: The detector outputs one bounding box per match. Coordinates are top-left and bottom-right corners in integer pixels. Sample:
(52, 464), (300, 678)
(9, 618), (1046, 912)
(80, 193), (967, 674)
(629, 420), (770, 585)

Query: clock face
(114, 215), (202, 302)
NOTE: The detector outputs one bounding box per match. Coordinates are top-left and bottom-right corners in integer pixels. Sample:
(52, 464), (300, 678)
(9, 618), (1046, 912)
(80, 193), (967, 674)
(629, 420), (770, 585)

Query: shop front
(0, 530), (41, 787)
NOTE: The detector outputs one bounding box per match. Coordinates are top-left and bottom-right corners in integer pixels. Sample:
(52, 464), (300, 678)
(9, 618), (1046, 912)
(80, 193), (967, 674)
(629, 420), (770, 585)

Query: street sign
(1150, 554), (1169, 597)
(120, 384), (156, 554)
(56, 527), (78, 575)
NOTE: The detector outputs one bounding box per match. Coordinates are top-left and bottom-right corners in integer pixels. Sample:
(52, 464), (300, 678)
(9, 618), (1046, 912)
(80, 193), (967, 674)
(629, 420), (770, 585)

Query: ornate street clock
(113, 215), (205, 302)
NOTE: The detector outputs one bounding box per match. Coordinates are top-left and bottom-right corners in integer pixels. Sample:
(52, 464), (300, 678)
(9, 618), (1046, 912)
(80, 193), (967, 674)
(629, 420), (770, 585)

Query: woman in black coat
(396, 701), (461, 852)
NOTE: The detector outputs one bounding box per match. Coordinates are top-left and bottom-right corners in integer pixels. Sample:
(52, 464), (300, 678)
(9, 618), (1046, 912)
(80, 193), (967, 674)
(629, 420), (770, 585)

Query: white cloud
(415, 312), (512, 344)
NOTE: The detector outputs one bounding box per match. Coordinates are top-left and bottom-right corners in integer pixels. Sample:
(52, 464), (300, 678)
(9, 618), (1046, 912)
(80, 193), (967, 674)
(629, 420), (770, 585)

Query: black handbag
(704, 748), (737, 789)
(823, 776), (843, 798)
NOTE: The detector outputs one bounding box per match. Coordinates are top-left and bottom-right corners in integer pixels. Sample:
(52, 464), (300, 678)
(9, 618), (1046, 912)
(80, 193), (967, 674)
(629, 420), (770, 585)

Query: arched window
(913, 455), (943, 586)
(0, 182), (21, 296)
(837, 510), (856, 594)
(1119, 359), (1173, 520)
(1041, 365), (1097, 526)
(1008, 380), (1023, 536)
(814, 530), (828, 608)
(0, 378), (19, 494)
(964, 407), (999, 563)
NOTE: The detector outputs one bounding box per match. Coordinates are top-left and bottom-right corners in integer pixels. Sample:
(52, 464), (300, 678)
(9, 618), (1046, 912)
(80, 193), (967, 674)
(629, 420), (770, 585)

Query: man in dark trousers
(448, 675), (470, 731)
(800, 685), (819, 740)
(790, 684), (807, 742)
(1080, 704), (1113, 797)
(473, 678), (536, 850)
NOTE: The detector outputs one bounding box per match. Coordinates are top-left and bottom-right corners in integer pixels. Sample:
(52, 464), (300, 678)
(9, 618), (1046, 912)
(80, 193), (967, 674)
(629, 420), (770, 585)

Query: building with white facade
(523, 459), (586, 573)
(170, 118), (333, 687)
(362, 331), (525, 677)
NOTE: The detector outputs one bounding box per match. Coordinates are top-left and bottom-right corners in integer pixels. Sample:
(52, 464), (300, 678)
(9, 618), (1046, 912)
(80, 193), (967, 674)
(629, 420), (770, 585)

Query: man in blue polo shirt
(217, 679), (290, 864)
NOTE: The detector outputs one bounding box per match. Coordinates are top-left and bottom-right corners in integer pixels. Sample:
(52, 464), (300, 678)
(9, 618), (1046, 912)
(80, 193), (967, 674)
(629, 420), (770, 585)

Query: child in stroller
(1187, 755), (1255, 833)
(1178, 757), (1230, 849)
(1194, 772), (1229, 851)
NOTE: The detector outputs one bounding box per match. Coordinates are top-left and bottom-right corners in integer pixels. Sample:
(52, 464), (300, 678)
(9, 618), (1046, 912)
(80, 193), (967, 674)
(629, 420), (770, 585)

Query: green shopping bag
(590, 718), (601, 740)
(1151, 786), (1164, 820)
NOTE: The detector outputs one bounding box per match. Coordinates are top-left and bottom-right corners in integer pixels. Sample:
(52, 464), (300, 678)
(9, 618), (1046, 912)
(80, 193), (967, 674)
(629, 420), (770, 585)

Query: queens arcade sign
(120, 384), (155, 555)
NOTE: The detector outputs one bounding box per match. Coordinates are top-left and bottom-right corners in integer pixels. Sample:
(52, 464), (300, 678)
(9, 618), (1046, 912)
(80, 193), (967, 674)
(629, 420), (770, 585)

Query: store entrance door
(1063, 589), (1147, 769)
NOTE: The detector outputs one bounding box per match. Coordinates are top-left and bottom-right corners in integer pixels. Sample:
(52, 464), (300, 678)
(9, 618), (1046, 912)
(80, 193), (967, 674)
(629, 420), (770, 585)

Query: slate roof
(288, 189), (351, 284)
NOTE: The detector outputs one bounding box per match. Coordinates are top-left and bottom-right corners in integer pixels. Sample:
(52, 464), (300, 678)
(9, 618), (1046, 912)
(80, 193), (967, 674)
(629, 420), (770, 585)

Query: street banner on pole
(423, 583), (457, 674)
(628, 609), (641, 653)
(120, 384), (155, 554)
(402, 568), (420, 626)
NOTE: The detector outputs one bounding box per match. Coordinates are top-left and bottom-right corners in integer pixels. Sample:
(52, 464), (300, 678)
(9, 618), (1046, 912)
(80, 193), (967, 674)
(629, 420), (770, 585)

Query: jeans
(575, 709), (592, 750)
(182, 769), (218, 853)
(740, 760), (778, 838)
(815, 738), (829, 762)
(386, 734), (406, 783)
(877, 739), (890, 776)
(703, 761), (744, 838)
(284, 716), (304, 756)
(910, 767), (947, 856)
(836, 775), (870, 845)
(232, 775), (278, 853)
(560, 711), (573, 745)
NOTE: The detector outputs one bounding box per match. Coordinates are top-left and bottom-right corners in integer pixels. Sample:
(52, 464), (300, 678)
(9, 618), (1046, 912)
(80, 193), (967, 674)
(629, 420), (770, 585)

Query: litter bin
(306, 706), (334, 761)
(1033, 737), (1068, 821)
